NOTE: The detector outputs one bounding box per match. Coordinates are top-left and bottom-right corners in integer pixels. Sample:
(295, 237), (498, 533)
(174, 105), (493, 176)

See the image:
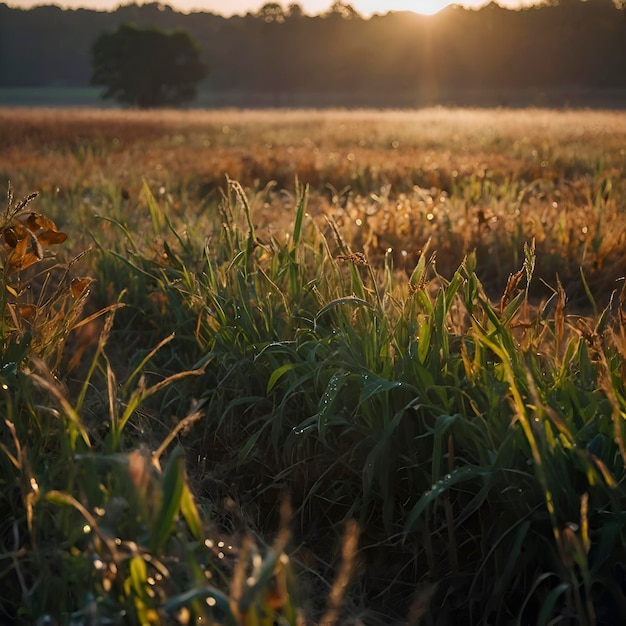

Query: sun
(354, 0), (457, 16)
(400, 0), (455, 15)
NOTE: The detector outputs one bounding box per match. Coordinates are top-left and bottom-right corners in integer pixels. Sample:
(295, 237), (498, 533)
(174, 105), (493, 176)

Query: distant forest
(1, 0), (625, 107)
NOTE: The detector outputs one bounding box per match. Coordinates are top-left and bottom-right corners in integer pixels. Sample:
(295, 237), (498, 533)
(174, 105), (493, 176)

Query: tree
(324, 1), (360, 19)
(287, 3), (304, 18)
(91, 24), (208, 108)
(257, 2), (285, 23)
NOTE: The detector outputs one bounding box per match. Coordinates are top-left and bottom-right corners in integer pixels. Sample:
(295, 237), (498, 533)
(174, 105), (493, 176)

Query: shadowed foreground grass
(1, 174), (625, 624)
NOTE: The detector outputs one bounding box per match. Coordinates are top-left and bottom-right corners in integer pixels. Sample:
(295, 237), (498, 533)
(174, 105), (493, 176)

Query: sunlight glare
(357, 0), (456, 15)
(405, 0), (454, 15)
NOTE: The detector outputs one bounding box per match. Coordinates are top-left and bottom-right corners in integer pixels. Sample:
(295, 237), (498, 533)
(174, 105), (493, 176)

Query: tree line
(1, 0), (625, 107)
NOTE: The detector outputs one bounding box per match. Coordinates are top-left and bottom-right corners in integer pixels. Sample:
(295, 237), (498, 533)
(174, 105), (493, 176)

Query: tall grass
(63, 179), (625, 624)
(1, 108), (626, 624)
(0, 187), (306, 625)
(2, 108), (626, 302)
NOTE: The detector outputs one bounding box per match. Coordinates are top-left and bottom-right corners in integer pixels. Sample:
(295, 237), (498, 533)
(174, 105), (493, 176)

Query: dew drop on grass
(206, 597), (217, 607)
(83, 524), (91, 534)
(177, 607), (190, 625)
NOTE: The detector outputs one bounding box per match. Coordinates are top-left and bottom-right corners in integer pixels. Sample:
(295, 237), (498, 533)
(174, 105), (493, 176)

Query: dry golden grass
(3, 107), (624, 192)
(2, 106), (625, 301)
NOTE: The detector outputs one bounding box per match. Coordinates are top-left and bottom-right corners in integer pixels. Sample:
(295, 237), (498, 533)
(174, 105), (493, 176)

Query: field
(1, 107), (626, 625)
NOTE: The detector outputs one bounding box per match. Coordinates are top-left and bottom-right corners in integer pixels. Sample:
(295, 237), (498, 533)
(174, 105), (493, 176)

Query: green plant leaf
(151, 446), (186, 553)
(163, 586), (236, 624)
(180, 483), (203, 542)
(267, 363), (299, 394)
(314, 296), (372, 331)
(536, 582), (570, 626)
(316, 370), (351, 439)
(404, 465), (487, 533)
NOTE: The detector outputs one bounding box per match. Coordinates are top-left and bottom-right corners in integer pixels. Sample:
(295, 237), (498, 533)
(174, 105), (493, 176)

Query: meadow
(1, 107), (626, 625)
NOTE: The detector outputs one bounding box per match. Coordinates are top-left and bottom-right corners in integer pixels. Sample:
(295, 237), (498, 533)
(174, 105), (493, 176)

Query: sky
(6, 0), (532, 17)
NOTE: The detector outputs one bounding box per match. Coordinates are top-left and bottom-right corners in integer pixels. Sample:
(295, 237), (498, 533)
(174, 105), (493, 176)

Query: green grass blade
(151, 446), (186, 554)
(404, 466), (487, 533)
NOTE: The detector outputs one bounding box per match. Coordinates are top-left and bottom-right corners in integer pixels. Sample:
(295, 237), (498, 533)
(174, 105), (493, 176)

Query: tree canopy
(91, 23), (208, 108)
(1, 1), (625, 108)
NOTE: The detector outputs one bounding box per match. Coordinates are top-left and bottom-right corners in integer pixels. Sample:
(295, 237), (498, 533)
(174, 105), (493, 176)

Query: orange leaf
(17, 304), (37, 321)
(70, 277), (92, 298)
(25, 212), (58, 233)
(8, 238), (40, 270)
(9, 251), (41, 271)
(37, 230), (68, 245)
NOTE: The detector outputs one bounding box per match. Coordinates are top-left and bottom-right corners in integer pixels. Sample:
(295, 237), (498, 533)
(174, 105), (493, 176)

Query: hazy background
(5, 0), (532, 15)
(1, 0), (625, 108)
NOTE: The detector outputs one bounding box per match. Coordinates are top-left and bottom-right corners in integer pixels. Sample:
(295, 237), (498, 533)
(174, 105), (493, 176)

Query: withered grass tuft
(0, 108), (625, 624)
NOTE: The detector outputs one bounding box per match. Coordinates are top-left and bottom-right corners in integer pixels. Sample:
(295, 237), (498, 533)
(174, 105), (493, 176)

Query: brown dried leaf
(17, 304), (37, 321)
(9, 251), (41, 271)
(8, 238), (40, 270)
(2, 226), (20, 248)
(24, 212), (57, 233)
(37, 229), (68, 245)
(70, 277), (92, 298)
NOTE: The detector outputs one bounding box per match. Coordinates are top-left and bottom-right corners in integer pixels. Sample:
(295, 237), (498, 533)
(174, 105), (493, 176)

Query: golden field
(2, 106), (626, 302)
(3, 106), (626, 624)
